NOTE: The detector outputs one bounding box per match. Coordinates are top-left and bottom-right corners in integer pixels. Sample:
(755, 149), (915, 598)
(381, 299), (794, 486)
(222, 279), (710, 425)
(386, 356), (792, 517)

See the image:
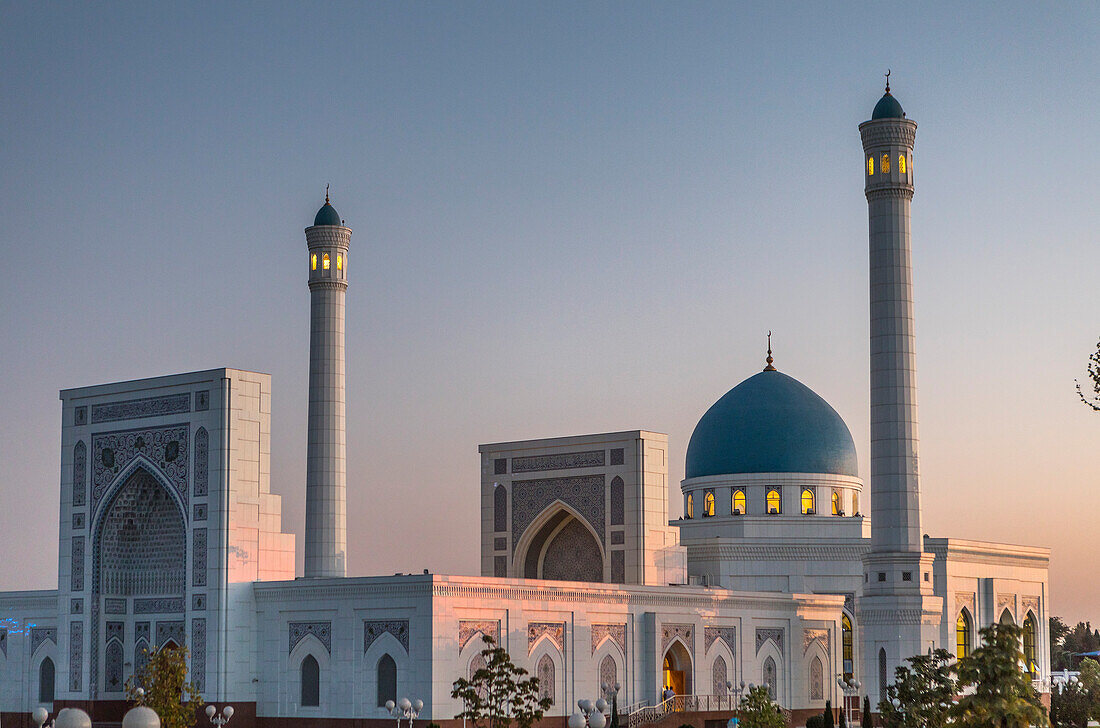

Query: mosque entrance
(662, 641), (691, 697)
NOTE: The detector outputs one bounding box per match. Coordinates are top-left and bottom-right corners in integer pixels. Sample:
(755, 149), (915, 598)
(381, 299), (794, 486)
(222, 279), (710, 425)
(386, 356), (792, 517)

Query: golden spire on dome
(885, 69), (891, 93)
(325, 183), (330, 204)
(764, 331), (777, 371)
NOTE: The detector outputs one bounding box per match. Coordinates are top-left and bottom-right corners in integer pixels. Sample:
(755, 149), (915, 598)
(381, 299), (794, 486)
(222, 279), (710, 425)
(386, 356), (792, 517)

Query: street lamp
(836, 676), (860, 726)
(725, 680), (748, 709)
(569, 698), (607, 728)
(600, 681), (621, 724)
(34, 708), (93, 728)
(386, 697), (424, 728)
(204, 704), (235, 728)
(121, 706), (160, 728)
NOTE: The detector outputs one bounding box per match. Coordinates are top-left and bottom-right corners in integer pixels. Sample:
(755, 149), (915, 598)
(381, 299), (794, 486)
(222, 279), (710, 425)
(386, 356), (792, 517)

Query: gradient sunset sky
(1, 3), (1097, 622)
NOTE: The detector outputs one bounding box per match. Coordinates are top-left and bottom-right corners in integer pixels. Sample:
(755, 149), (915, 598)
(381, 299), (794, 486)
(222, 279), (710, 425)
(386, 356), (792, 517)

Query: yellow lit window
(867, 156), (874, 175)
(801, 489), (814, 514)
(767, 489), (781, 514)
(899, 154), (906, 174)
(704, 491), (715, 517)
(686, 493), (694, 520)
(1024, 613), (1038, 675)
(842, 615), (854, 680)
(832, 491), (841, 515)
(956, 609), (971, 659)
(852, 492), (859, 515)
(733, 489), (746, 515)
(311, 253), (317, 271)
(881, 154), (890, 174)
(322, 253), (330, 270)
(337, 254), (342, 271)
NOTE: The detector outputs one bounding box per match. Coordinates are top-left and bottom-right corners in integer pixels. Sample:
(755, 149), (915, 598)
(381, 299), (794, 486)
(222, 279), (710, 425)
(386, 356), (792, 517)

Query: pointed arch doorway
(662, 641), (692, 697)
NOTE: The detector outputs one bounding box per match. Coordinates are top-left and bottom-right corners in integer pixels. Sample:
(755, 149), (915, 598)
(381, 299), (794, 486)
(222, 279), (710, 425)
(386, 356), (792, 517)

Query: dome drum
(678, 472), (864, 521)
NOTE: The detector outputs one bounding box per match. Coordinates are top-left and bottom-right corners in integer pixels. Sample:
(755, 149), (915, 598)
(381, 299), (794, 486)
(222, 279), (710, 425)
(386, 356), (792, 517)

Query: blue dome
(313, 202), (341, 227)
(685, 369), (858, 479)
(871, 92), (905, 120)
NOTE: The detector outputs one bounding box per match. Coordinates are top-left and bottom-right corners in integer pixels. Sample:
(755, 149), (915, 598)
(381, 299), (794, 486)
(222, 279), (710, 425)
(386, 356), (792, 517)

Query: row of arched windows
(299, 653), (397, 708)
(955, 607), (1038, 672)
(684, 488), (858, 518)
(867, 153), (907, 176)
(310, 252), (345, 274)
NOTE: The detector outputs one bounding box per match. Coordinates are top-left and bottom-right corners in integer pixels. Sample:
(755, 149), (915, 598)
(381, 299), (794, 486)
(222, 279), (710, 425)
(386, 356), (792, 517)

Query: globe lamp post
(205, 704), (235, 728)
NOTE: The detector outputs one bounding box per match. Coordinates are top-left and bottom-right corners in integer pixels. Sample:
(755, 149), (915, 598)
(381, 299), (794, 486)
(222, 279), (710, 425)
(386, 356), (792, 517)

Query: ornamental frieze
(459, 620), (500, 651)
(91, 393), (191, 424)
(704, 626), (736, 655)
(803, 628), (829, 655)
(365, 620), (410, 654)
(511, 475), (606, 554)
(289, 621), (332, 654)
(755, 628), (784, 657)
(661, 623), (693, 653)
(91, 424), (189, 519)
(528, 622), (565, 654)
(592, 623), (626, 655)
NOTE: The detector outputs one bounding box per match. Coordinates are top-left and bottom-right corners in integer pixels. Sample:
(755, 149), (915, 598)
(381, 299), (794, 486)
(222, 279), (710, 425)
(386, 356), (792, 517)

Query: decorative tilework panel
(192, 528), (207, 587)
(459, 620), (499, 651)
(73, 440), (87, 507)
(156, 621), (185, 648)
(106, 621), (124, 642)
(192, 618), (206, 692)
(494, 458), (507, 475)
(610, 476), (624, 526)
(195, 390), (209, 411)
(91, 394), (190, 424)
(537, 654), (555, 704)
(75, 406), (88, 426)
(1022, 595), (1040, 616)
(72, 512), (86, 530)
(193, 427), (208, 497)
(611, 530), (625, 545)
(104, 598), (127, 614)
(542, 518), (604, 582)
(755, 628), (784, 657)
(955, 592), (976, 616)
(528, 622), (565, 654)
(192, 594), (206, 611)
(364, 620), (410, 653)
(610, 550), (625, 583)
(705, 627), (737, 655)
(136, 623), (150, 642)
(105, 638), (124, 692)
(494, 556), (506, 577)
(289, 622), (332, 654)
(712, 655), (728, 697)
(802, 629), (829, 655)
(71, 598), (83, 615)
(494, 537), (507, 551)
(591, 624), (626, 655)
(493, 486), (507, 532)
(810, 656), (823, 700)
(193, 503), (207, 521)
(69, 621), (83, 691)
(91, 424), (189, 519)
(512, 450), (605, 473)
(661, 624), (693, 653)
(71, 536), (85, 591)
(135, 597), (185, 614)
(134, 638), (150, 685)
(511, 475), (606, 553)
(31, 627), (57, 655)
(600, 654), (618, 690)
(610, 448), (624, 466)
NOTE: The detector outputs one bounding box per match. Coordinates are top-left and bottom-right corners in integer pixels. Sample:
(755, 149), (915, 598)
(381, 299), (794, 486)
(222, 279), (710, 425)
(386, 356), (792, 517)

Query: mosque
(0, 85), (1051, 728)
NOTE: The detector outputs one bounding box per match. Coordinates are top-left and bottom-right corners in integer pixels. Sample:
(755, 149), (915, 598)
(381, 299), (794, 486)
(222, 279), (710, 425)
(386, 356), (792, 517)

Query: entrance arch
(662, 640), (692, 697)
(514, 503), (605, 582)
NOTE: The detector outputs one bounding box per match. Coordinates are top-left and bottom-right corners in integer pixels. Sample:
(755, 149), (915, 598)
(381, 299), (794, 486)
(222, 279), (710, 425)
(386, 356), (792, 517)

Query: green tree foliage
(806, 716), (825, 728)
(124, 645), (203, 728)
(1050, 680), (1090, 728)
(1076, 338), (1100, 411)
(823, 700), (835, 728)
(877, 648), (955, 728)
(451, 636), (551, 728)
(861, 696), (873, 728)
(1078, 658), (1100, 719)
(837, 706), (848, 728)
(1051, 617), (1072, 671)
(734, 685), (786, 728)
(950, 622), (1049, 728)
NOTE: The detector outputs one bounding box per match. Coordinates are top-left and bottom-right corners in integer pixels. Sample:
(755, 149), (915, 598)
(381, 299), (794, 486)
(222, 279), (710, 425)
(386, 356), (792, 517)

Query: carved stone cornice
(307, 280), (349, 291)
(856, 608), (940, 626)
(859, 120), (917, 148)
(865, 187), (914, 202)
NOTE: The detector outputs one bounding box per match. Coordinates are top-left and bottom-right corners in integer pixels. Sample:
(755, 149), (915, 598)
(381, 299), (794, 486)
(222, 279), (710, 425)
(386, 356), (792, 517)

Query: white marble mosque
(0, 85), (1052, 728)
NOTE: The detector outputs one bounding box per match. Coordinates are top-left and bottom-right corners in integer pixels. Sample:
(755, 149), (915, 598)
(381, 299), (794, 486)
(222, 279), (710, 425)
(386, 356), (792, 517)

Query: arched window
(311, 253), (317, 271)
(899, 154), (906, 174)
(842, 614), (853, 680)
(537, 654), (555, 705)
(469, 654), (488, 700)
(881, 154), (890, 174)
(1000, 609), (1015, 626)
(767, 489), (781, 514)
(600, 654), (618, 694)
(301, 654), (320, 707)
(38, 657), (55, 702)
(852, 492), (859, 515)
(956, 609), (972, 660)
(610, 477), (624, 526)
(712, 655), (727, 697)
(832, 491), (841, 515)
(810, 655), (824, 701)
(1024, 613), (1038, 676)
(732, 489), (746, 515)
(763, 656), (777, 700)
(493, 485), (507, 532)
(703, 491), (715, 517)
(867, 156), (874, 176)
(337, 254), (342, 271)
(322, 253), (330, 270)
(878, 648), (888, 699)
(686, 493), (694, 519)
(801, 489), (814, 514)
(377, 654), (397, 707)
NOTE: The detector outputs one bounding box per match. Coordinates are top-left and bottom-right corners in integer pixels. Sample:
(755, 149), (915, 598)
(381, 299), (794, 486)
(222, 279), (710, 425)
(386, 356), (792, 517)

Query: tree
(838, 706), (848, 728)
(1076, 338), (1100, 411)
(734, 685), (786, 728)
(1051, 616), (1071, 671)
(451, 636), (551, 728)
(861, 696), (873, 728)
(1077, 658), (1100, 720)
(823, 700), (835, 728)
(949, 622), (1049, 728)
(124, 645), (203, 728)
(877, 648), (955, 728)
(1050, 679), (1090, 728)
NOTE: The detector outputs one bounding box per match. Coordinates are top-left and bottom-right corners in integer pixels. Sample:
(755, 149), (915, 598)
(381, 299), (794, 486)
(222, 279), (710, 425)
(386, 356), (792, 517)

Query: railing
(626, 695), (742, 728)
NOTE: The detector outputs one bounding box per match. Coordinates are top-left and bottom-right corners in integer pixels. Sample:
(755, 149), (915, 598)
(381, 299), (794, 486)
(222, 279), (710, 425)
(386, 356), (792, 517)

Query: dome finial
(764, 331), (777, 371)
(885, 69), (891, 94)
(325, 183), (330, 204)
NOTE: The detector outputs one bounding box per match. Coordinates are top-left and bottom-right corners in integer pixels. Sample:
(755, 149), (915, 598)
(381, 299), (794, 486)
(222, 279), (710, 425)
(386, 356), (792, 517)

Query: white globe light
(399, 698), (412, 711)
(614, 682), (621, 692)
(854, 680), (861, 689)
(601, 682), (609, 692)
(595, 699), (608, 713)
(568, 713), (586, 728)
(205, 706), (217, 719)
(222, 707), (234, 720)
(589, 711), (607, 728)
(32, 707), (49, 727)
(385, 701), (396, 712)
(121, 706), (160, 728)
(58, 709), (93, 728)
(413, 700), (424, 713)
(580, 699), (594, 713)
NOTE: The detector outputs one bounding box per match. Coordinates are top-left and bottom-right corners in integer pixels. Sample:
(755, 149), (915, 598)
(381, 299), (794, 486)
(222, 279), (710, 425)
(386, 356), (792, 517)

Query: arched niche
(515, 503), (604, 583)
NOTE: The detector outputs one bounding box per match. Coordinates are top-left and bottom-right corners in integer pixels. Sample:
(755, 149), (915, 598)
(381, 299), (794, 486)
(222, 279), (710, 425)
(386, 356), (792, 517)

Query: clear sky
(1, 3), (1097, 623)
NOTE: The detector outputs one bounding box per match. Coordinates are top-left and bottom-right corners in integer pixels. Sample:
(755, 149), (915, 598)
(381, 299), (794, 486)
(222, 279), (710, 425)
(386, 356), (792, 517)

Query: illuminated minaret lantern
(303, 187), (351, 578)
(856, 75), (942, 706)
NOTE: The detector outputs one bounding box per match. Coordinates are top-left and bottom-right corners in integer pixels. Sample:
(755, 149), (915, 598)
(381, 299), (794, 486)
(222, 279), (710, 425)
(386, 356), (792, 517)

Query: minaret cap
(313, 184), (342, 226)
(764, 331), (777, 371)
(871, 70), (906, 119)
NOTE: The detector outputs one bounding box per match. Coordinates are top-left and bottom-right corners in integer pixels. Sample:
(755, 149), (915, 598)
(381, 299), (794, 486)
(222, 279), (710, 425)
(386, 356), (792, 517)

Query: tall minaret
(856, 77), (941, 706)
(303, 189), (350, 578)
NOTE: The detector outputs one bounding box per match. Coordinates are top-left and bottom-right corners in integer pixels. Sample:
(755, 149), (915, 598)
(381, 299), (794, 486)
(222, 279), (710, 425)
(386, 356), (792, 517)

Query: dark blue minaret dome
(871, 72), (905, 119)
(313, 186), (342, 226)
